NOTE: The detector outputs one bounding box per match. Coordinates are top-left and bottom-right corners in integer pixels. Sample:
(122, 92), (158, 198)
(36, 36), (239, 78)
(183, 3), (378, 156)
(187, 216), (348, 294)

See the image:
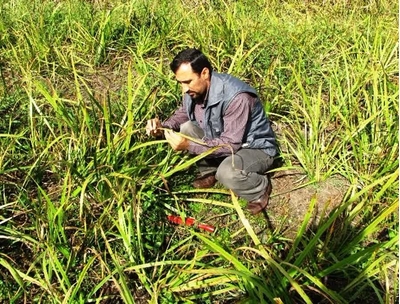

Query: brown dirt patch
(267, 170), (349, 238)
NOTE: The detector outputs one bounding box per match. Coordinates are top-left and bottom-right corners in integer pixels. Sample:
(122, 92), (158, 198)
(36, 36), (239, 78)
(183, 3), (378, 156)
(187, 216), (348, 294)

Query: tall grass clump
(0, 0), (398, 302)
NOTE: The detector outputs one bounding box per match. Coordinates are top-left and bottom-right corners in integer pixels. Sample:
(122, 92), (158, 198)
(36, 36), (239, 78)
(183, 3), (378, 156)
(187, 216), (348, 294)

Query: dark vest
(183, 72), (277, 157)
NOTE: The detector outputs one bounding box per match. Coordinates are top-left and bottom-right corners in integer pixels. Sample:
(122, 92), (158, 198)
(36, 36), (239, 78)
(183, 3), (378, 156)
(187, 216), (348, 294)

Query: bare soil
(266, 170), (349, 238)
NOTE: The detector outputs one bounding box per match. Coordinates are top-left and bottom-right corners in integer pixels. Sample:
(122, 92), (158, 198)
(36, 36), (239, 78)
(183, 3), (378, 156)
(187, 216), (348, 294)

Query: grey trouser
(180, 121), (274, 202)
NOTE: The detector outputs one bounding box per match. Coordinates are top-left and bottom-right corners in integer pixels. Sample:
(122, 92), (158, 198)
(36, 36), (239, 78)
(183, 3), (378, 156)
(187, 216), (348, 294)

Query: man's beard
(190, 92), (206, 104)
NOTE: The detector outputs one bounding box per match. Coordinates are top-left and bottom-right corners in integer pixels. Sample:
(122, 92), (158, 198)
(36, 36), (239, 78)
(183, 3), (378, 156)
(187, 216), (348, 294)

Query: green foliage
(0, 0), (398, 303)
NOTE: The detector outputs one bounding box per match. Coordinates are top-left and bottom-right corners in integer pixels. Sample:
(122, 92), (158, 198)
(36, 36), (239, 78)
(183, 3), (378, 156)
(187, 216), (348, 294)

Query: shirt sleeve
(187, 92), (256, 157)
(162, 104), (189, 131)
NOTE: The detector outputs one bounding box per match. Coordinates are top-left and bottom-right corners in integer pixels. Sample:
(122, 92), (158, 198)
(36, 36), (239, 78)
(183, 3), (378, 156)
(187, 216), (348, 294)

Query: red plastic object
(167, 215), (215, 232)
(197, 223), (215, 233)
(167, 215), (184, 225)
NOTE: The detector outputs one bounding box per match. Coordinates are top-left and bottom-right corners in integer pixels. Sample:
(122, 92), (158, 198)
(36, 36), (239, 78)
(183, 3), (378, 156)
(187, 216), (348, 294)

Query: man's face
(175, 63), (210, 102)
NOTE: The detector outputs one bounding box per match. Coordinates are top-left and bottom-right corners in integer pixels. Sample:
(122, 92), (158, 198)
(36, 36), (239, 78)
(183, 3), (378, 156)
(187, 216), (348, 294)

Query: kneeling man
(146, 48), (278, 215)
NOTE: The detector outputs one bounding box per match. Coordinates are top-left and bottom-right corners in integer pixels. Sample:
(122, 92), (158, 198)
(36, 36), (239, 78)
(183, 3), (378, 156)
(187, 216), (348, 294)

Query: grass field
(0, 0), (398, 303)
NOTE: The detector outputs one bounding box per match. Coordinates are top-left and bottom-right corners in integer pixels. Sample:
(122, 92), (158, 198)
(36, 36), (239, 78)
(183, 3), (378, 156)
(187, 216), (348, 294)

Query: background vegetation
(0, 0), (398, 303)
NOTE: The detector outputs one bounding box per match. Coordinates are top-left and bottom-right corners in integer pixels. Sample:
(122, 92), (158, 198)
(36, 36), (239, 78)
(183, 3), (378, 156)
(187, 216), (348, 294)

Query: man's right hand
(146, 118), (163, 137)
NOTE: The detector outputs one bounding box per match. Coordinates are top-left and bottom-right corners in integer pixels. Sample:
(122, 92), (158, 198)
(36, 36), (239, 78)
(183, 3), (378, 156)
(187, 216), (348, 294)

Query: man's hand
(164, 129), (189, 151)
(146, 118), (163, 137)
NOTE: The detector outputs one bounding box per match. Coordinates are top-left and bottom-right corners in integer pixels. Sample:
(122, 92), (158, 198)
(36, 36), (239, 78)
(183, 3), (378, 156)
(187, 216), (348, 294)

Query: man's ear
(201, 67), (210, 80)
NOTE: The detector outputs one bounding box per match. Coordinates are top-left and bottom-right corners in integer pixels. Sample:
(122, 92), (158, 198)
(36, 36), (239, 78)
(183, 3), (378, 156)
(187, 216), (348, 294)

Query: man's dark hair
(170, 48), (213, 75)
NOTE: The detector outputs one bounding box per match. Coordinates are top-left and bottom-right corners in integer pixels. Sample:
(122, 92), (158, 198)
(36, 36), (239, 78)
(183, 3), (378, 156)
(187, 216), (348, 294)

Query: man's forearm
(187, 138), (241, 157)
(162, 105), (189, 131)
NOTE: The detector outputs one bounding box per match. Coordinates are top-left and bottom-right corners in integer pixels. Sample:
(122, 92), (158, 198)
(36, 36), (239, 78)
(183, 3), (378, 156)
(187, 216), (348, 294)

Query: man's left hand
(164, 129), (189, 151)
